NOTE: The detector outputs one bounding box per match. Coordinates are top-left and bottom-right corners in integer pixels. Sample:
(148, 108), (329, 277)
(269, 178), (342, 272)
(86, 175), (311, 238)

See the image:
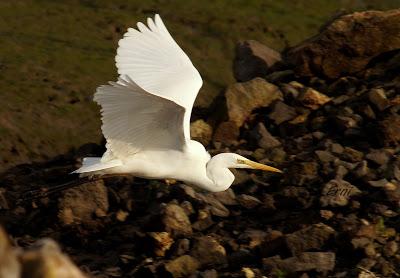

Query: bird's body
(74, 14), (281, 192)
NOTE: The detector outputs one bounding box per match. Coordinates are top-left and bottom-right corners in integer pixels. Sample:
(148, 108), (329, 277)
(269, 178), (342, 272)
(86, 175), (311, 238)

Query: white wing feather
(94, 76), (186, 161)
(115, 14), (203, 139)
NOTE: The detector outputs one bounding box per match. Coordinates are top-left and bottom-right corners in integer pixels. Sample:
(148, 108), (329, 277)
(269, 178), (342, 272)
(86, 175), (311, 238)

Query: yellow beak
(238, 159), (283, 173)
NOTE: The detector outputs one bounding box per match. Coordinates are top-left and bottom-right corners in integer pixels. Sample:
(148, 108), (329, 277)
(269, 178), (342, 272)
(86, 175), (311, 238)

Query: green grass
(0, 0), (398, 169)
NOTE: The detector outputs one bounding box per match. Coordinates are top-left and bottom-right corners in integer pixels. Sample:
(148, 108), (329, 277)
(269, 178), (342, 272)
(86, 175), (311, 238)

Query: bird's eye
(237, 159), (246, 164)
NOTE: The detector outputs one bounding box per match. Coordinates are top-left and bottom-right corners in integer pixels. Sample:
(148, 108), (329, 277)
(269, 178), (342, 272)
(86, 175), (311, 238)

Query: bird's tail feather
(72, 157), (122, 174)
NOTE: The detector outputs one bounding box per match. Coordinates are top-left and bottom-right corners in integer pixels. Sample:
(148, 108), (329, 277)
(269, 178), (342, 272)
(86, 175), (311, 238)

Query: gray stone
(320, 179), (362, 207)
(237, 194), (262, 209)
(211, 189), (237, 206)
(190, 236), (227, 267)
(162, 204), (192, 237)
(165, 255), (199, 278)
(315, 150), (336, 163)
(285, 223), (335, 255)
(253, 123), (281, 149)
(263, 252), (335, 273)
(366, 150), (390, 165)
(268, 101), (297, 125)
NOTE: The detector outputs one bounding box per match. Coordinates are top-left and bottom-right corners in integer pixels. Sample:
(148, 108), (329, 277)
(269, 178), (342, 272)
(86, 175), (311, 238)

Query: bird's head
(234, 156), (282, 173)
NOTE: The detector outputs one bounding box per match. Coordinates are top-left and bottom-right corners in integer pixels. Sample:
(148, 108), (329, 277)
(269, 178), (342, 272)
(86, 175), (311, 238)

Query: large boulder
(286, 9), (400, 79)
(214, 78), (282, 144)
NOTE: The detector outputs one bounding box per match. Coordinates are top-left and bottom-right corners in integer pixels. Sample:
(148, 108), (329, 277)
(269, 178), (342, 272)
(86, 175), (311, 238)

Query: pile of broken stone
(1, 9), (399, 278)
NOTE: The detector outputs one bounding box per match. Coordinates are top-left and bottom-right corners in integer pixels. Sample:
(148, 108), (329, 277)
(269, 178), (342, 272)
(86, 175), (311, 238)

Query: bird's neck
(203, 156), (235, 192)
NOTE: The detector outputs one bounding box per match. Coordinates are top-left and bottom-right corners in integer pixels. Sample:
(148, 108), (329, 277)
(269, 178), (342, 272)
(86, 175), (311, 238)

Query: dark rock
(199, 269), (218, 278)
(252, 123), (281, 149)
(354, 161), (369, 178)
(233, 40), (281, 82)
(359, 104), (376, 119)
(334, 115), (358, 131)
(315, 150), (336, 163)
(286, 9), (400, 79)
(214, 78), (282, 144)
(281, 81), (303, 100)
(268, 101), (297, 125)
(341, 147), (364, 162)
(335, 165), (349, 179)
(383, 241), (398, 257)
(279, 186), (312, 209)
(265, 147), (287, 164)
(265, 70), (295, 83)
(366, 149), (390, 165)
(383, 181), (400, 207)
(238, 229), (267, 248)
(287, 162), (319, 186)
(298, 87), (331, 110)
(332, 95), (350, 105)
(378, 114), (400, 146)
(173, 238), (190, 257)
(180, 201), (195, 216)
(161, 204), (192, 237)
(211, 189), (237, 206)
(190, 236), (227, 267)
(259, 230), (285, 257)
(285, 223), (335, 255)
(58, 180), (109, 226)
(164, 255), (199, 278)
(263, 252), (335, 273)
(368, 88), (390, 111)
(368, 179), (390, 188)
(192, 209), (214, 231)
(226, 78), (283, 128)
(228, 249), (256, 268)
(320, 179), (361, 207)
(331, 143), (344, 154)
(237, 194), (262, 209)
(198, 194), (230, 217)
(260, 194), (276, 211)
(148, 232), (174, 257)
(213, 121), (240, 145)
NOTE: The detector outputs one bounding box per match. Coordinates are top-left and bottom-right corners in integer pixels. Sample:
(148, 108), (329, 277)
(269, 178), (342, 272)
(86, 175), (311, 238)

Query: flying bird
(74, 14), (282, 192)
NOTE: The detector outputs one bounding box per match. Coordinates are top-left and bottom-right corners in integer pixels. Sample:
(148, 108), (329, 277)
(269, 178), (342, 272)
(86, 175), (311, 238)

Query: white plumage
(74, 14), (281, 192)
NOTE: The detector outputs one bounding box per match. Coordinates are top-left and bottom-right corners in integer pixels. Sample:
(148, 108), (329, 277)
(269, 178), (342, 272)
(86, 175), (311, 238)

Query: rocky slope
(1, 8), (400, 278)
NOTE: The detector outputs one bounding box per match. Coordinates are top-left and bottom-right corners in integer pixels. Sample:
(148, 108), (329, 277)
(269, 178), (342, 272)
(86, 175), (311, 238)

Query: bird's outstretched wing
(94, 76), (186, 160)
(115, 14), (203, 139)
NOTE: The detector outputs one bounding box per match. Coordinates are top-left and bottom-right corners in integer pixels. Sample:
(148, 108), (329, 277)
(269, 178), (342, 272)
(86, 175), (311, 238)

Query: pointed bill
(238, 159), (283, 173)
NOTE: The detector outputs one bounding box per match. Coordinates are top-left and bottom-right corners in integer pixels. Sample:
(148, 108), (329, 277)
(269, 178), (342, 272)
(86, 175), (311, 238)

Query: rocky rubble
(1, 8), (400, 278)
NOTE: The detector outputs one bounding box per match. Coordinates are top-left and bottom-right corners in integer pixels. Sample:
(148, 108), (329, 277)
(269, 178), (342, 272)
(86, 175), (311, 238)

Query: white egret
(74, 14), (282, 192)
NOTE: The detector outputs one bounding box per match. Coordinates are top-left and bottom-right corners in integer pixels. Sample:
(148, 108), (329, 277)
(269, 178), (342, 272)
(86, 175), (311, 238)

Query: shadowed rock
(234, 40), (281, 82)
(286, 9), (400, 79)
